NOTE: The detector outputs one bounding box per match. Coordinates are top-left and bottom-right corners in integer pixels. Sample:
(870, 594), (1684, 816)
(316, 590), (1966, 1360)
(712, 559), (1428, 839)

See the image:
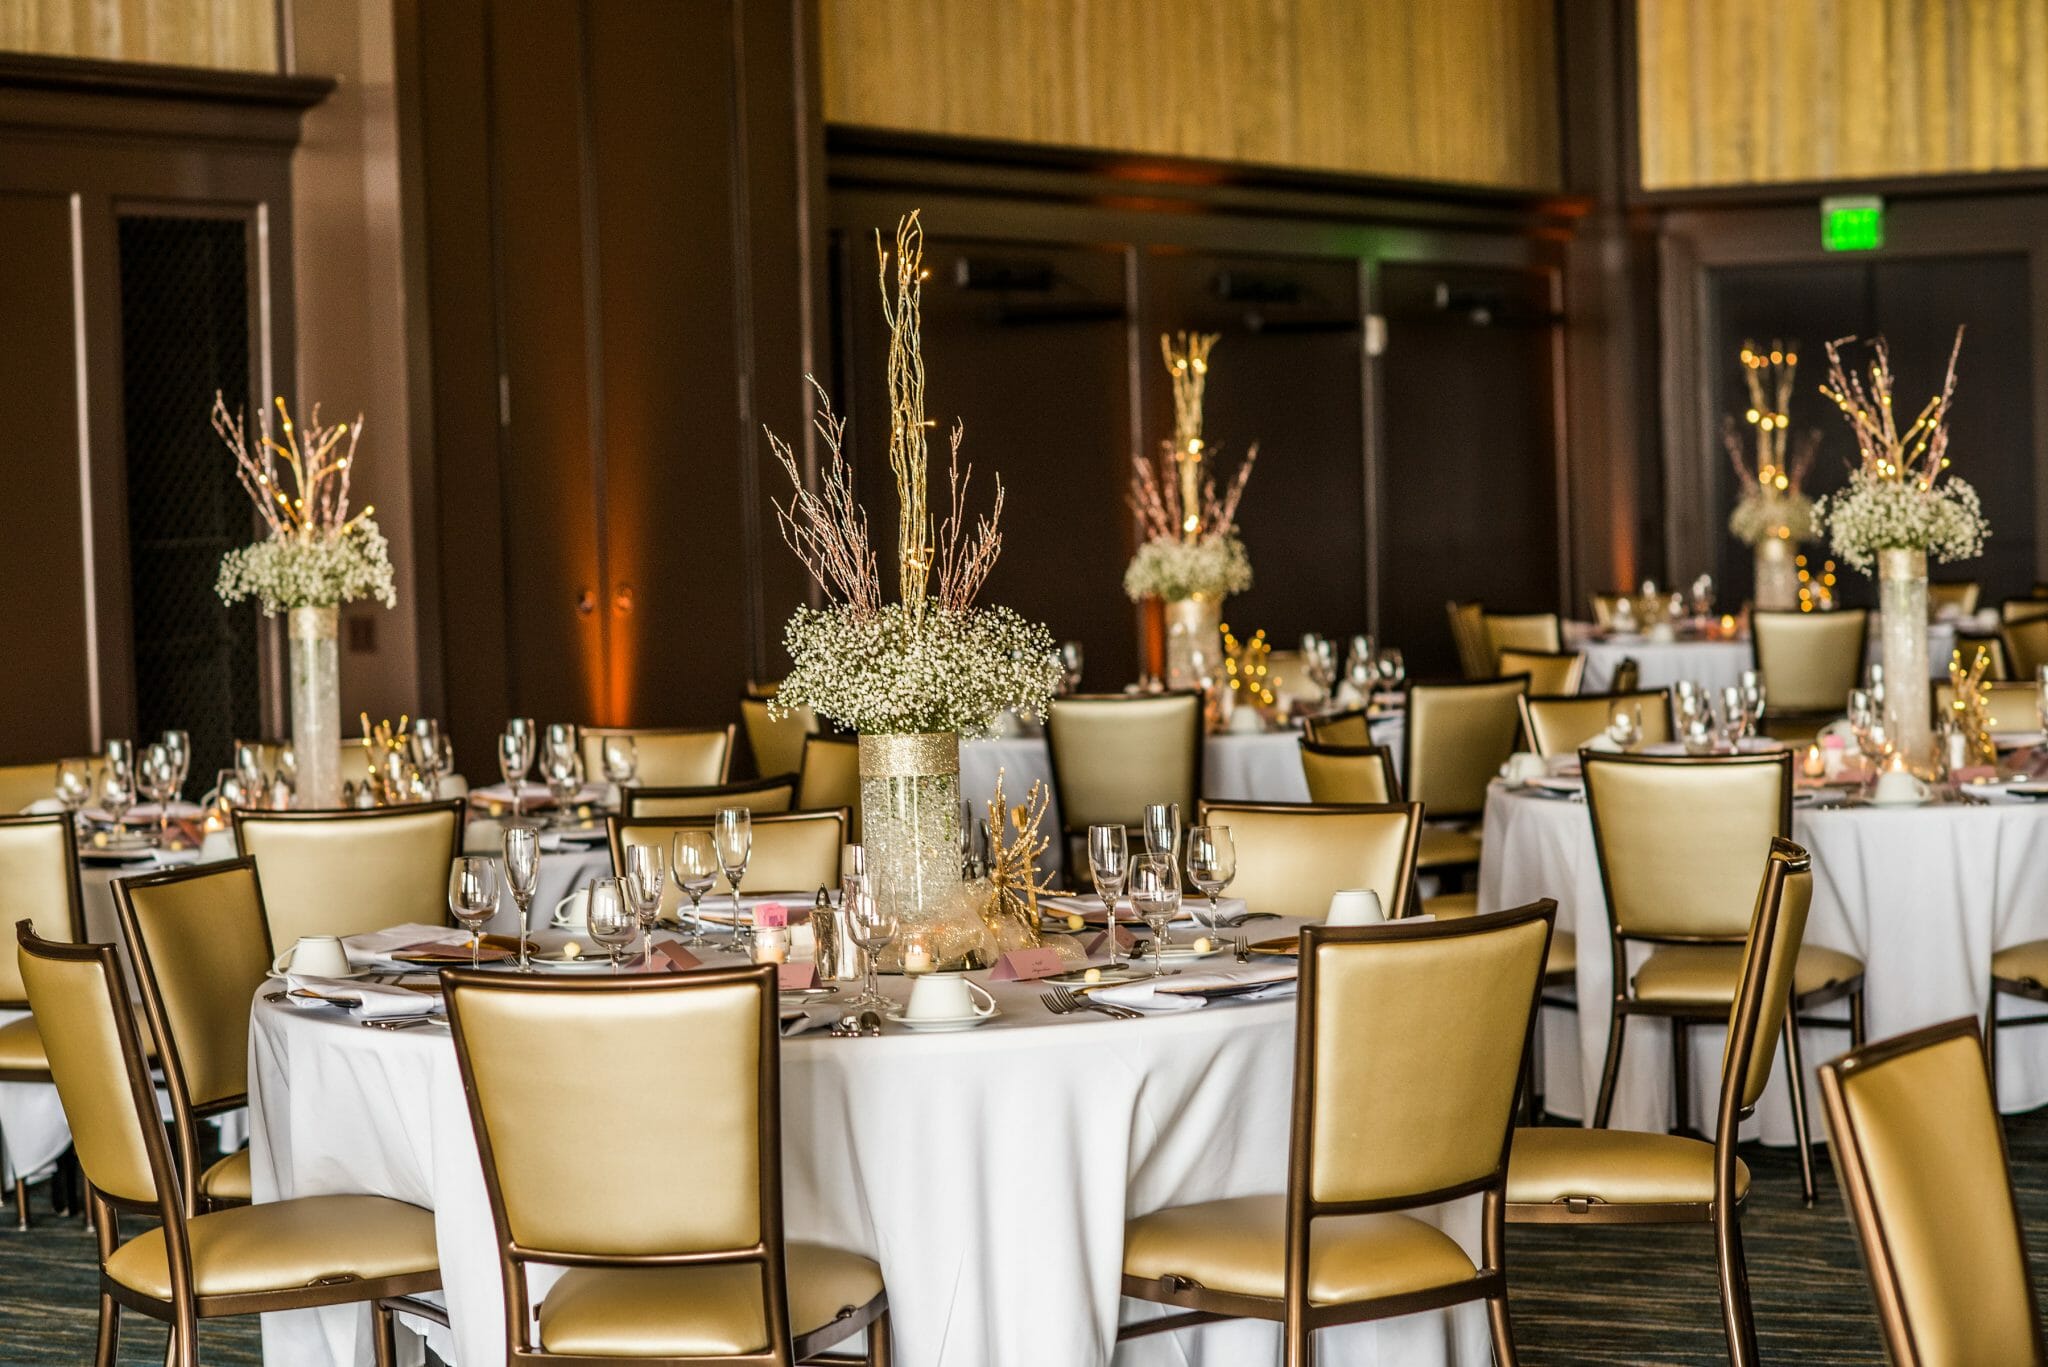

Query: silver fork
(1042, 986), (1141, 1021)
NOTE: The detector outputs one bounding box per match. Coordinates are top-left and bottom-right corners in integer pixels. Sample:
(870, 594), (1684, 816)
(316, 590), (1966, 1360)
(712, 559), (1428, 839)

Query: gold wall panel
(0, 0), (277, 72)
(819, 0), (1560, 190)
(1637, 0), (2048, 189)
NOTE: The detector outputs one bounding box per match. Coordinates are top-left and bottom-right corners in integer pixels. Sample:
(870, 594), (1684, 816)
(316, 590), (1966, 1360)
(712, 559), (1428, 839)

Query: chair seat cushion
(538, 1243), (882, 1356)
(1631, 942), (1862, 1005)
(1123, 1194), (1478, 1305)
(1545, 931), (1576, 980)
(1993, 939), (2048, 990)
(1507, 1127), (1750, 1208)
(1418, 826), (1482, 870)
(104, 1194), (438, 1301)
(1421, 891), (1478, 919)
(200, 1149), (252, 1204)
(0, 1016), (46, 1073)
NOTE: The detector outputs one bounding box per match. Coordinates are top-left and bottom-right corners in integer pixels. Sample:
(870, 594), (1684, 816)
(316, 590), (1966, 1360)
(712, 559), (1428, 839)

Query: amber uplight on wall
(1637, 0), (2048, 190)
(819, 0), (1560, 191)
(0, 0), (276, 72)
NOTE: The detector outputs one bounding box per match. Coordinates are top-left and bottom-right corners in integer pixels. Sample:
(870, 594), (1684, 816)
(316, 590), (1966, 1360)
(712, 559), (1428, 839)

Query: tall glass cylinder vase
(1164, 593), (1223, 690)
(857, 732), (980, 968)
(1878, 548), (1932, 769)
(1753, 535), (1799, 611)
(289, 605), (342, 808)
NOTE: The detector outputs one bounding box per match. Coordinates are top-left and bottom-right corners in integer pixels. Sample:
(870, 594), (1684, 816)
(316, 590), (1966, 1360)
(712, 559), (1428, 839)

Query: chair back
(1482, 612), (1563, 667)
(1047, 692), (1203, 835)
(0, 815), (83, 1005)
(1497, 648), (1583, 695)
(1583, 751), (1790, 941)
(0, 758), (97, 814)
(445, 964), (797, 1355)
(1298, 741), (1400, 805)
(581, 726), (734, 789)
(1752, 609), (1868, 715)
(1929, 581), (1981, 617)
(1445, 601), (1490, 679)
(1820, 1019), (2044, 1367)
(1935, 681), (2040, 734)
(234, 801), (464, 945)
(1198, 801), (1420, 922)
(626, 775), (797, 819)
(1293, 903), (1553, 1210)
(1589, 592), (1628, 628)
(1954, 632), (2010, 680)
(1403, 676), (1528, 821)
(1718, 839), (1814, 1117)
(1303, 707), (1374, 748)
(16, 925), (171, 1213)
(796, 735), (861, 836)
(609, 809), (846, 915)
(739, 698), (817, 781)
(2000, 597), (2048, 624)
(2001, 615), (2048, 679)
(1518, 690), (1673, 758)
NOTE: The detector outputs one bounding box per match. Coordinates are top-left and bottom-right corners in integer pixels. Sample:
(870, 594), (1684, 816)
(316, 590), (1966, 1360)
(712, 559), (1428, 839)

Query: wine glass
(543, 749), (585, 825)
(448, 856), (500, 970)
(1605, 702), (1643, 752)
(1058, 641), (1085, 695)
(544, 723), (579, 771)
(138, 743), (177, 845)
(1185, 825), (1236, 933)
(844, 871), (898, 1010)
(98, 749), (135, 840)
(500, 718), (536, 818)
(501, 826), (541, 972)
(585, 877), (637, 973)
(1374, 647), (1406, 703)
(54, 759), (92, 832)
(601, 734), (638, 797)
(714, 807), (753, 951)
(2036, 664), (2048, 736)
(625, 841), (666, 964)
(1129, 852), (1181, 978)
(276, 741), (297, 789)
(672, 829), (719, 946)
(232, 741), (267, 807)
(1739, 670), (1768, 731)
(1345, 635), (1377, 699)
(1087, 823), (1130, 971)
(161, 730), (190, 802)
(408, 719), (444, 793)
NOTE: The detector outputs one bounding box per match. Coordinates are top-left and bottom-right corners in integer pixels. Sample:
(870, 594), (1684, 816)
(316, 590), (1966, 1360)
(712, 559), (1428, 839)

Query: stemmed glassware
(714, 807), (753, 952)
(1738, 670), (1768, 734)
(844, 870), (898, 1010)
(54, 759), (92, 832)
(501, 826), (541, 972)
(542, 749), (585, 825)
(585, 877), (637, 973)
(161, 731), (190, 804)
(1345, 635), (1376, 701)
(99, 744), (136, 840)
(601, 735), (638, 798)
(499, 719), (536, 819)
(625, 842), (667, 965)
(2035, 665), (2048, 737)
(1300, 634), (1338, 705)
(448, 856), (501, 970)
(1142, 802), (1180, 944)
(138, 743), (178, 845)
(1058, 641), (1085, 695)
(1715, 686), (1750, 752)
(671, 830), (718, 946)
(1605, 702), (1644, 752)
(1130, 852), (1181, 979)
(1373, 647), (1406, 700)
(1185, 825), (1236, 934)
(1087, 823), (1130, 971)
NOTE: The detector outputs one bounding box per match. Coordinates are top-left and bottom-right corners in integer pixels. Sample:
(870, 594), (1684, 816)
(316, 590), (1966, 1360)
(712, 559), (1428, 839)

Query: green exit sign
(1822, 196), (1885, 251)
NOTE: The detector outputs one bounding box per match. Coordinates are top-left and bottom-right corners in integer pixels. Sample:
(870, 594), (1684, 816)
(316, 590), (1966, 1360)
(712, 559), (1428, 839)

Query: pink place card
(756, 903), (790, 928)
(1951, 765), (1999, 783)
(989, 948), (1066, 982)
(777, 963), (819, 991)
(1086, 926), (1141, 956)
(655, 944), (703, 973)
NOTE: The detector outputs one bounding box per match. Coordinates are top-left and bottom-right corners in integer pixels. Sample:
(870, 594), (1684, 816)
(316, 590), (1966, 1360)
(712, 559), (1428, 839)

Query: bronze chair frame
(625, 774), (801, 820)
(112, 857), (275, 1217)
(584, 724), (738, 786)
(1119, 902), (1557, 1367)
(1494, 647), (1585, 696)
(0, 812), (85, 1228)
(15, 923), (439, 1367)
(1295, 740), (1404, 802)
(1583, 751), (1863, 1206)
(1749, 609), (1870, 732)
(1194, 799), (1423, 921)
(1818, 1017), (2046, 1367)
(1508, 838), (1812, 1367)
(1401, 675), (1532, 828)
(442, 962), (890, 1366)
(1301, 706), (1381, 749)
(1984, 963), (2048, 1107)
(1045, 690), (1206, 883)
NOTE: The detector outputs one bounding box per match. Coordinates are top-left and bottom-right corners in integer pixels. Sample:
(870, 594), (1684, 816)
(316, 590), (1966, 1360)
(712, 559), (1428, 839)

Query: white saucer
(1143, 940), (1231, 962)
(268, 965), (376, 982)
(529, 953), (623, 973)
(882, 1007), (1001, 1033)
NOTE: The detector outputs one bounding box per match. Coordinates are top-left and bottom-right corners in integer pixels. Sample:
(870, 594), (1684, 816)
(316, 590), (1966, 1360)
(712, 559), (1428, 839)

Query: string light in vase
(1220, 624), (1276, 709)
(1795, 554), (1838, 611)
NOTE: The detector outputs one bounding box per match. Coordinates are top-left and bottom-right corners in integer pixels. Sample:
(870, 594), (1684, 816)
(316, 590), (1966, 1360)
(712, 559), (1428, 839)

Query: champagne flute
(715, 807), (753, 951)
(1130, 852), (1181, 978)
(1088, 823), (1130, 971)
(1142, 802), (1181, 941)
(672, 829), (718, 946)
(498, 728), (528, 820)
(585, 877), (637, 973)
(139, 743), (176, 845)
(1185, 825), (1236, 933)
(625, 841), (666, 964)
(448, 856), (500, 970)
(502, 826), (541, 972)
(844, 871), (898, 1010)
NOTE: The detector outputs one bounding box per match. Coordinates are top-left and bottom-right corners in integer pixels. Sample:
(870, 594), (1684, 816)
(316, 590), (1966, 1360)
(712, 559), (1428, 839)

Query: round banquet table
(1576, 622), (1963, 696)
(248, 923), (1489, 1367)
(1477, 781), (2048, 1142)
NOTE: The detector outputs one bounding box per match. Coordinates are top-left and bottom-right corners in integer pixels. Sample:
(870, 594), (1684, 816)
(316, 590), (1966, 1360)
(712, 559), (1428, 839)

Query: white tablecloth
(1578, 623), (1961, 696)
(1477, 783), (2048, 1141)
(249, 924), (1488, 1367)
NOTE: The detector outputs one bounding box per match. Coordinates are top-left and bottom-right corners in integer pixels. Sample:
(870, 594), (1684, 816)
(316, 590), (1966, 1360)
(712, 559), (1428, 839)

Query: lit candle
(903, 943), (934, 975)
(1719, 614), (1738, 637)
(1804, 744), (1826, 780)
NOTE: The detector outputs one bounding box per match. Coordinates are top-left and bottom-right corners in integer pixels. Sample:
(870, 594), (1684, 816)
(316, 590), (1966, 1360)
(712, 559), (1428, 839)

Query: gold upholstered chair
(739, 697), (817, 782)
(1497, 648), (1583, 696)
(1583, 751), (1863, 1205)
(443, 962), (891, 1365)
(2000, 597), (2048, 625)
(17, 923), (441, 1367)
(1196, 801), (1420, 922)
(1589, 592), (1629, 629)
(1934, 680), (2041, 735)
(1507, 838), (1813, 1367)
(0, 758), (99, 814)
(609, 809), (847, 917)
(114, 859), (277, 1216)
(1517, 690), (1673, 759)
(1298, 741), (1400, 806)
(1820, 1019), (2043, 1367)
(2001, 614), (2048, 680)
(582, 725), (735, 789)
(1482, 612), (1563, 668)
(1928, 580), (1981, 617)
(626, 775), (798, 820)
(234, 801), (465, 947)
(1403, 676), (1528, 880)
(0, 813), (83, 1228)
(1047, 692), (1203, 878)
(1118, 903), (1555, 1365)
(1303, 706), (1374, 748)
(1445, 601), (1491, 679)
(1750, 609), (1868, 737)
(1954, 631), (2010, 680)
(796, 735), (861, 837)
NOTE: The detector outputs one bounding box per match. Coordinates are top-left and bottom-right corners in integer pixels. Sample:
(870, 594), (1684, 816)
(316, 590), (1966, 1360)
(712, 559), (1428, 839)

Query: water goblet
(844, 872), (898, 1010)
(1605, 702), (1643, 752)
(543, 750), (585, 826)
(1087, 823), (1130, 970)
(448, 856), (500, 970)
(585, 877), (637, 973)
(671, 829), (719, 946)
(139, 743), (177, 845)
(625, 841), (667, 964)
(161, 730), (190, 801)
(715, 807), (753, 951)
(601, 734), (637, 796)
(1185, 825), (1236, 933)
(98, 750), (135, 839)
(501, 826), (541, 972)
(1130, 853), (1181, 978)
(54, 759), (92, 831)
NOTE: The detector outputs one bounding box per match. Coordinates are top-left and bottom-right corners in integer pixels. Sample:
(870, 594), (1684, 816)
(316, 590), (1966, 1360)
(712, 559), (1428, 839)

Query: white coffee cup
(904, 972), (997, 1021)
(553, 888), (590, 927)
(1871, 770), (1931, 806)
(1501, 752), (1547, 784)
(1325, 889), (1385, 927)
(272, 935), (351, 978)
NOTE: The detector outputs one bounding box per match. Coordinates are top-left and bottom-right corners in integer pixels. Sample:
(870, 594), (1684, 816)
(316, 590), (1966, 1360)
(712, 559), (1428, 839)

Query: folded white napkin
(284, 974), (442, 1020)
(1039, 894), (1247, 922)
(21, 798), (65, 815)
(1092, 963), (1298, 1013)
(343, 924), (469, 970)
(781, 1007), (840, 1037)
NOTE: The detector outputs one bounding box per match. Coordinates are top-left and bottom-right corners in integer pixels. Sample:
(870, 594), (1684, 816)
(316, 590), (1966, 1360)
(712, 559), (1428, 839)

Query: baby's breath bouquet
(1122, 533), (1252, 603)
(1123, 332), (1258, 606)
